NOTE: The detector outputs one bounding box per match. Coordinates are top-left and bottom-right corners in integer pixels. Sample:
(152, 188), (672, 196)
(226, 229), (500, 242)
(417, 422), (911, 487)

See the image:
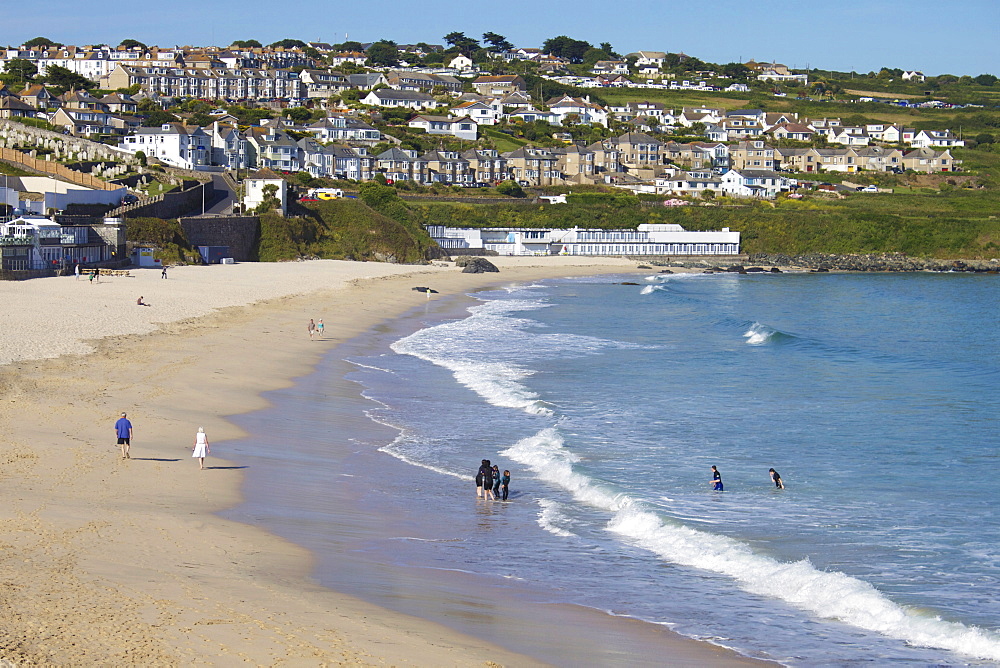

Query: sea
(226, 270), (1000, 666)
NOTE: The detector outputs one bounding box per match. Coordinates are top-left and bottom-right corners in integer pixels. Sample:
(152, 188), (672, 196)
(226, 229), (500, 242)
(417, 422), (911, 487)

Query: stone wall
(113, 182), (213, 220)
(748, 252), (1000, 272)
(179, 216), (260, 262)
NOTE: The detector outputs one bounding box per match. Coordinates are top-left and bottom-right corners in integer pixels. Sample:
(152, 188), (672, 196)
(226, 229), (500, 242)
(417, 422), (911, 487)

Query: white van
(309, 188), (344, 200)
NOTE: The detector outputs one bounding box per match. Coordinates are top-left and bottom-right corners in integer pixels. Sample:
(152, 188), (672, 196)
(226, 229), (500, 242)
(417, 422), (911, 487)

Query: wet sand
(0, 258), (770, 665)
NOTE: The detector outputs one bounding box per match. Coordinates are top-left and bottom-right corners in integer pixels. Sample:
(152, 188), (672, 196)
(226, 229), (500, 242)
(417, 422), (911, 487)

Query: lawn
(482, 127), (530, 152)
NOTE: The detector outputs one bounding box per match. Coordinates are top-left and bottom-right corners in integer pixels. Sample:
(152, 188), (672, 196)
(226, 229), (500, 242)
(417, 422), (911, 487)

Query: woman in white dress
(192, 427), (210, 469)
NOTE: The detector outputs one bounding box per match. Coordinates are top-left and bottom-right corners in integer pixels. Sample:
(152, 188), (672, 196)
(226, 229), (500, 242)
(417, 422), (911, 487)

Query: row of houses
(0, 44), (317, 82)
(115, 110), (961, 191)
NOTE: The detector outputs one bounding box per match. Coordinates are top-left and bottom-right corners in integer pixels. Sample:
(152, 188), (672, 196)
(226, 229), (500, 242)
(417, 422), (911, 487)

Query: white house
(720, 169), (793, 199)
(655, 170), (724, 197)
(242, 168), (287, 214)
(408, 115), (479, 141)
(426, 223), (740, 256)
(0, 215), (120, 270)
(307, 115), (382, 144)
(627, 51), (667, 69)
(908, 129), (965, 148)
(447, 54), (475, 71)
(2, 176), (126, 213)
(361, 89), (437, 110)
(546, 95), (609, 127)
(828, 127), (872, 146)
(450, 100), (500, 125)
(902, 71), (925, 82)
(118, 123), (211, 170)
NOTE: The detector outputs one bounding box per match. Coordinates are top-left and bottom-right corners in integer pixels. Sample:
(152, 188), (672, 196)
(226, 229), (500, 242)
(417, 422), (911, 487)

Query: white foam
(743, 322), (775, 345)
(392, 295), (649, 417)
(537, 499), (577, 537)
(640, 285), (660, 295)
(503, 428), (1000, 662)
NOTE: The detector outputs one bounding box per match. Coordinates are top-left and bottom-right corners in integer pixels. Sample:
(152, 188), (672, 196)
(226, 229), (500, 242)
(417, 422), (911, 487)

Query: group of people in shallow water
(475, 460), (511, 501)
(709, 465), (785, 491)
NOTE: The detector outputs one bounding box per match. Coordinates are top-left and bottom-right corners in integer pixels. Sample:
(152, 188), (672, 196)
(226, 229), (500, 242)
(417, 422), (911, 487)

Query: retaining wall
(179, 216), (260, 262)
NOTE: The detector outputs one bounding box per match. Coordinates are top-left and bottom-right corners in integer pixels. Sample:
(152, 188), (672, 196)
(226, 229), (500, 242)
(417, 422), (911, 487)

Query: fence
(0, 147), (121, 191)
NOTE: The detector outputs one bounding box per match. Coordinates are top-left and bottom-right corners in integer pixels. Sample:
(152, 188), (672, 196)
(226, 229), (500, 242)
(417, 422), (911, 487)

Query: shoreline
(0, 258), (768, 665)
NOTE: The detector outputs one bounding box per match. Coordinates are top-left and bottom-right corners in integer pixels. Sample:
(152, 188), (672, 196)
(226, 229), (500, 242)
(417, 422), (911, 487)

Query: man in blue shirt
(115, 412), (133, 459)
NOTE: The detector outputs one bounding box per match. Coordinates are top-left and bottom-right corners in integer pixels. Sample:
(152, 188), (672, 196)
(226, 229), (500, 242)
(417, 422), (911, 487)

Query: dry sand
(0, 257), (768, 666)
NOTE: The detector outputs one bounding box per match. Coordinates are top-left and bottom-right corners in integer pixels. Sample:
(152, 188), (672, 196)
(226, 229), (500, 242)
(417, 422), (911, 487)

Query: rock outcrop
(459, 257), (500, 273)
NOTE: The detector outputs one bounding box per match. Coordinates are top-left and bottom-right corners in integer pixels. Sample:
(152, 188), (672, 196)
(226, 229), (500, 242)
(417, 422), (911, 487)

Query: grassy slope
(401, 144), (1000, 259)
(257, 198), (432, 262)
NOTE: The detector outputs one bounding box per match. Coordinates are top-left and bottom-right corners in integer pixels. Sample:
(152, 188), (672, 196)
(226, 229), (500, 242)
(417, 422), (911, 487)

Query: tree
(973, 73), (999, 86)
(720, 62), (751, 80)
(974, 133), (995, 144)
(231, 39), (262, 48)
(253, 184), (281, 214)
(366, 40), (399, 67)
(188, 113), (213, 127)
(542, 35), (592, 63)
(598, 42), (620, 59)
(286, 106), (312, 123)
(496, 180), (526, 198)
(142, 110), (179, 126)
(41, 65), (96, 91)
(337, 41), (364, 52)
(269, 38), (307, 49)
(482, 32), (513, 53)
(134, 150), (147, 166)
(118, 39), (146, 50)
(23, 37), (60, 49)
(1, 58), (37, 85)
(582, 47), (614, 67)
(443, 32), (479, 57)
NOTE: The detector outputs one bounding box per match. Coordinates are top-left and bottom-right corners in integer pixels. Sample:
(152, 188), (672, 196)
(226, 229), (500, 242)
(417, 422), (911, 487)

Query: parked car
(856, 185), (880, 193)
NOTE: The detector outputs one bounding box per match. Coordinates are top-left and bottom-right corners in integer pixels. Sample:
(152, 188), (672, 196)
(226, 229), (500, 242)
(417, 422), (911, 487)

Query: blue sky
(9, 0), (998, 76)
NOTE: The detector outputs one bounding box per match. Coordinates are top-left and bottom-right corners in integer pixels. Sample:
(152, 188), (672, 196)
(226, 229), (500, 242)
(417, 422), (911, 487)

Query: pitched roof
(246, 167), (283, 180)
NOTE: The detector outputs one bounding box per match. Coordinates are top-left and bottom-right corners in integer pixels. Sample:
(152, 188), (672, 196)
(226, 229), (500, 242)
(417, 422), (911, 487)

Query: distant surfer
(710, 465), (723, 491)
(769, 468), (784, 489)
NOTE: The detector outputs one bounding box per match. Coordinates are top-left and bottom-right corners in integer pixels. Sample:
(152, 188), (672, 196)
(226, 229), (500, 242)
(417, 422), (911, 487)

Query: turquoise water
(232, 271), (1000, 665)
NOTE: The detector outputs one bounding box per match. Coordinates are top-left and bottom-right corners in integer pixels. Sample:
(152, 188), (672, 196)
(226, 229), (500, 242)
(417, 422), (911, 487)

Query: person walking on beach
(161, 265), (168, 279)
(88, 269), (95, 284)
(192, 427), (210, 470)
(115, 412), (133, 459)
(710, 465), (723, 491)
(308, 318), (316, 339)
(476, 459), (491, 498)
(499, 470), (511, 501)
(316, 319), (324, 338)
(769, 468), (784, 489)
(74, 263), (80, 280)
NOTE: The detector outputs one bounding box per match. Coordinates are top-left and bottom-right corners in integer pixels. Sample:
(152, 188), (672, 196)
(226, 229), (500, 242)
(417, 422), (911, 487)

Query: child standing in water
(499, 470), (511, 501)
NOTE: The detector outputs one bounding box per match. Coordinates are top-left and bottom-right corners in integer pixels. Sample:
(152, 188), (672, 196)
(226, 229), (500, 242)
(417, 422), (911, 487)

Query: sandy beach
(0, 257), (768, 666)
